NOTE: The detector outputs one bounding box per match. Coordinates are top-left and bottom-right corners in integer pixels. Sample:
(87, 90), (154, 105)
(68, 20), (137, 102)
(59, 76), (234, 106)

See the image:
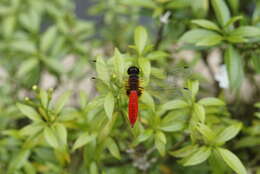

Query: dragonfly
(126, 65), (191, 127)
(92, 63), (192, 128)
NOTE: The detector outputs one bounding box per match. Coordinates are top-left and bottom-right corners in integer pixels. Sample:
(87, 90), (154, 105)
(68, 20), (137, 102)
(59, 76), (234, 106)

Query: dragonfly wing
(143, 65), (192, 101)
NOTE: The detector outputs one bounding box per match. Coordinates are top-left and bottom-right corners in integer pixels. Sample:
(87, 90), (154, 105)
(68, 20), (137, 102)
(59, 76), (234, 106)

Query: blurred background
(0, 0), (260, 173)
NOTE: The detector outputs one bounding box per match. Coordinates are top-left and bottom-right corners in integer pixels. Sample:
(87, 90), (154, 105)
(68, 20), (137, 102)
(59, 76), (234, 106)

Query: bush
(0, 0), (260, 173)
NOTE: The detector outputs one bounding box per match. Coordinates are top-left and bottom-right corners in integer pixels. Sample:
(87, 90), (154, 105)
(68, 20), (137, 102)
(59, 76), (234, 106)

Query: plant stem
(154, 23), (165, 50)
(201, 51), (221, 96)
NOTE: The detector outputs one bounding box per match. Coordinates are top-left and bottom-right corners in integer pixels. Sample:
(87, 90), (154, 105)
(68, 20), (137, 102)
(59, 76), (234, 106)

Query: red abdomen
(128, 90), (138, 127)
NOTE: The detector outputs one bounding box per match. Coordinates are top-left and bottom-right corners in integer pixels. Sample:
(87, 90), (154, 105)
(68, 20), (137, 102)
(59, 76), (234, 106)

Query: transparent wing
(143, 64), (192, 101)
(91, 63), (192, 102)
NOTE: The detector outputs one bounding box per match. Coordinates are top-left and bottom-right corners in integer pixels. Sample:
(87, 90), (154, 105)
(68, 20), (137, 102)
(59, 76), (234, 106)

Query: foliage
(0, 0), (260, 174)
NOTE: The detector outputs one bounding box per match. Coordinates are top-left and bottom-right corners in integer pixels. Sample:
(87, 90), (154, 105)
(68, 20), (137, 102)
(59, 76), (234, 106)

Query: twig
(154, 23), (165, 50)
(154, 11), (171, 50)
(201, 51), (221, 96)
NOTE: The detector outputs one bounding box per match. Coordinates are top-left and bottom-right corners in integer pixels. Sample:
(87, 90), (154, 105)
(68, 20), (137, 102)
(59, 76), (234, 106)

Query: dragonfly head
(127, 66), (140, 75)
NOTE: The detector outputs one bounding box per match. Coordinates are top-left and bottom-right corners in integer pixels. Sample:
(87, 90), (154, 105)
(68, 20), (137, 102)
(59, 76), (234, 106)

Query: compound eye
(127, 66), (139, 75)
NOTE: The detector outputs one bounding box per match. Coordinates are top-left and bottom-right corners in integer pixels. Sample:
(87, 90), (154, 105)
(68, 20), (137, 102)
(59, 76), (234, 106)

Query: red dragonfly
(125, 65), (191, 127)
(92, 62), (191, 128)
(126, 66), (142, 127)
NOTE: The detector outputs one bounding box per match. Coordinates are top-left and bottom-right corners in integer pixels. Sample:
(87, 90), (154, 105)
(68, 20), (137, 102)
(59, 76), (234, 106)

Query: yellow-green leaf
(54, 91), (72, 114)
(17, 103), (42, 122)
(113, 48), (125, 80)
(96, 56), (110, 84)
(134, 26), (148, 55)
(72, 133), (96, 151)
(40, 89), (48, 108)
(44, 127), (59, 148)
(182, 146), (211, 166)
(217, 148), (247, 174)
(211, 0), (231, 27)
(106, 138), (121, 159)
(215, 123), (242, 144)
(198, 97), (225, 106)
(157, 99), (189, 116)
(54, 123), (67, 146)
(192, 103), (205, 123)
(104, 92), (115, 120)
(170, 145), (199, 158)
(191, 19), (221, 31)
(40, 26), (57, 52)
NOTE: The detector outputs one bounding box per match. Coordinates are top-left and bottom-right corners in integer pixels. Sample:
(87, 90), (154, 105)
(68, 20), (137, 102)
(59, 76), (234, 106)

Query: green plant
(0, 0), (260, 174)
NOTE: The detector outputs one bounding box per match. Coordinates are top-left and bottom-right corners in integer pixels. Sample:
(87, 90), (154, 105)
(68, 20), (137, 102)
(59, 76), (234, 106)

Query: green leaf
(196, 123), (216, 144)
(225, 35), (247, 43)
(40, 26), (57, 52)
(121, 0), (157, 9)
(106, 138), (121, 159)
(166, 0), (190, 9)
(186, 80), (199, 99)
(23, 162), (36, 174)
(134, 129), (153, 145)
(198, 97), (225, 106)
(235, 136), (260, 148)
(113, 48), (124, 80)
(3, 15), (15, 37)
(90, 162), (98, 174)
(224, 16), (243, 28)
(209, 149), (228, 174)
(190, 0), (209, 17)
(192, 103), (205, 123)
(170, 145), (199, 158)
(44, 127), (59, 148)
(252, 55), (260, 73)
(196, 34), (223, 46)
(54, 123), (67, 146)
(40, 89), (48, 108)
(160, 114), (184, 132)
(191, 19), (221, 31)
(230, 26), (260, 38)
(179, 29), (219, 44)
(17, 59), (38, 77)
(211, 0), (231, 27)
(11, 40), (36, 54)
(20, 123), (44, 136)
(255, 102), (260, 108)
(138, 58), (151, 85)
(96, 56), (110, 84)
(73, 133), (96, 151)
(227, 0), (239, 14)
(85, 97), (104, 121)
(224, 45), (244, 89)
(7, 149), (31, 174)
(217, 148), (247, 174)
(134, 26), (148, 55)
(255, 112), (260, 119)
(54, 91), (72, 114)
(147, 51), (169, 60)
(41, 58), (63, 74)
(17, 103), (42, 122)
(104, 92), (115, 120)
(19, 10), (40, 32)
(181, 146), (211, 166)
(140, 91), (155, 112)
(155, 131), (166, 144)
(157, 99), (189, 116)
(79, 90), (88, 109)
(155, 134), (166, 156)
(253, 1), (260, 24)
(215, 123), (242, 144)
